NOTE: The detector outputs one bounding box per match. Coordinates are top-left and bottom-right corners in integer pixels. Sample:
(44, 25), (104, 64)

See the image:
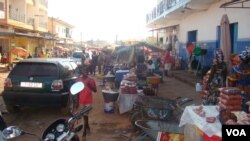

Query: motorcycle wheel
(71, 135), (80, 141)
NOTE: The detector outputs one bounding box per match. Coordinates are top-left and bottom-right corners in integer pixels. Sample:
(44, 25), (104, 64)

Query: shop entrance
(216, 22), (238, 53)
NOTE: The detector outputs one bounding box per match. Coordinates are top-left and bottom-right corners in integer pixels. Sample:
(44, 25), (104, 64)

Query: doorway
(216, 22), (238, 53)
(187, 30), (197, 45)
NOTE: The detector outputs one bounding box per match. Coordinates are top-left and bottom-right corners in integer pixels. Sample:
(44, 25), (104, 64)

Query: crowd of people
(79, 48), (114, 76)
(142, 49), (174, 83)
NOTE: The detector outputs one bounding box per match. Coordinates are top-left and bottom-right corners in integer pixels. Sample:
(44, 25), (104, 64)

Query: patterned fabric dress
(203, 62), (227, 105)
(203, 49), (227, 105)
(228, 48), (250, 112)
(230, 64), (250, 112)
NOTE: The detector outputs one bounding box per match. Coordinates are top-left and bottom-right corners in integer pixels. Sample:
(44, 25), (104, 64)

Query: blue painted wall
(178, 41), (218, 70)
(177, 39), (250, 70)
(235, 39), (250, 53)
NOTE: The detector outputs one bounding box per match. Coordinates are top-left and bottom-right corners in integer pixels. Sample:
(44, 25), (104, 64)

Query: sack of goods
(218, 87), (242, 111)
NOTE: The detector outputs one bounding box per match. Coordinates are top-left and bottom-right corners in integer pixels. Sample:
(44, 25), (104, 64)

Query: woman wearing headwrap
(229, 48), (250, 113)
(203, 49), (227, 105)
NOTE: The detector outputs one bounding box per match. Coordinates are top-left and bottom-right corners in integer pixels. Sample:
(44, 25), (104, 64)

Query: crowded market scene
(1, 0), (250, 141)
(1, 39), (250, 141)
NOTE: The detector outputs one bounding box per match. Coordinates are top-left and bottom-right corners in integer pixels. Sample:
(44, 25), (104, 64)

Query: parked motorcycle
(1, 82), (89, 141)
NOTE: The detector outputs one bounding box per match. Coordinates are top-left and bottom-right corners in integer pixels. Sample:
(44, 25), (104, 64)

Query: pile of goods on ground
(218, 87), (250, 125)
(218, 87), (242, 111)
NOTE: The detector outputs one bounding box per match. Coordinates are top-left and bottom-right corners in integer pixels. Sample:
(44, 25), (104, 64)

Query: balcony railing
(27, 18), (34, 25)
(9, 8), (25, 23)
(146, 0), (188, 24)
(39, 22), (47, 29)
(39, 0), (48, 8)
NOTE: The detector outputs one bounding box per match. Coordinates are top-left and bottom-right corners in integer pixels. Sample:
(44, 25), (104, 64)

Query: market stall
(113, 42), (164, 65)
(179, 105), (221, 141)
(117, 70), (142, 114)
(181, 87), (250, 140)
(179, 104), (250, 141)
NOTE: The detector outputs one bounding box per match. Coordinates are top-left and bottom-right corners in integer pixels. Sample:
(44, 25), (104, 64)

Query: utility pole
(116, 34), (118, 44)
(80, 32), (82, 48)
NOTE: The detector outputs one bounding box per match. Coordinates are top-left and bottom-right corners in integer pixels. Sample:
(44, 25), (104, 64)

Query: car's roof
(18, 58), (74, 63)
(73, 51), (82, 53)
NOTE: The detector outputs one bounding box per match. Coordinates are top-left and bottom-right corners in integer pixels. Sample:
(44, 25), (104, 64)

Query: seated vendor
(146, 59), (164, 82)
(146, 59), (155, 74)
(229, 49), (250, 113)
(153, 58), (164, 82)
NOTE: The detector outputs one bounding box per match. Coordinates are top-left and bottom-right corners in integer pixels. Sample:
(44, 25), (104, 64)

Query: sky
(48, 0), (156, 42)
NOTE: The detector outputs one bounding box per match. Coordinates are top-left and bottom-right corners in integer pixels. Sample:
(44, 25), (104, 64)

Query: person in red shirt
(163, 49), (173, 77)
(75, 67), (97, 137)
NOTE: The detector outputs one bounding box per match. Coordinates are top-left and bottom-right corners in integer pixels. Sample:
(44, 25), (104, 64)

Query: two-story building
(48, 17), (74, 51)
(146, 0), (250, 70)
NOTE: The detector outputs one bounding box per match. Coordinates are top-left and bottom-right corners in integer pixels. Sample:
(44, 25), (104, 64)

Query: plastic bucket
(104, 101), (114, 113)
(102, 90), (119, 102)
(195, 83), (202, 92)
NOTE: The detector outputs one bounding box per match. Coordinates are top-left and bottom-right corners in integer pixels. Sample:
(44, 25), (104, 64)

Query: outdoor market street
(0, 65), (202, 141)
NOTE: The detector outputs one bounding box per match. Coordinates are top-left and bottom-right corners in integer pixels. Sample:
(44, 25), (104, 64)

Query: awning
(0, 31), (56, 39)
(11, 47), (29, 57)
(220, 0), (250, 8)
(54, 46), (70, 52)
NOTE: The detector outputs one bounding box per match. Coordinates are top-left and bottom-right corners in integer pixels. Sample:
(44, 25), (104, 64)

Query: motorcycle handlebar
(73, 106), (92, 119)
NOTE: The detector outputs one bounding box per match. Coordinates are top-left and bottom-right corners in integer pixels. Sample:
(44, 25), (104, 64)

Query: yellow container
(147, 76), (161, 85)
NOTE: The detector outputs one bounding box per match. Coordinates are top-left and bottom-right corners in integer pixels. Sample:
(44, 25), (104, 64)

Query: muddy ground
(0, 66), (201, 141)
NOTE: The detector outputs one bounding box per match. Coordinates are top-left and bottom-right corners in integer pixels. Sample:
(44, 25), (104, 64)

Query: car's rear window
(72, 52), (82, 58)
(10, 63), (58, 77)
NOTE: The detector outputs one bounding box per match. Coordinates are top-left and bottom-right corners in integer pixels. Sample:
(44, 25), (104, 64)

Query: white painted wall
(56, 25), (66, 38)
(178, 0), (250, 43)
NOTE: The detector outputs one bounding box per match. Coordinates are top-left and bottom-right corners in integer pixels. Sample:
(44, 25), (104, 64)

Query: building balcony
(38, 0), (48, 11)
(9, 9), (25, 23)
(27, 18), (34, 25)
(8, 9), (34, 30)
(8, 10), (45, 31)
(39, 0), (48, 8)
(26, 0), (34, 5)
(146, 0), (217, 28)
(39, 22), (47, 29)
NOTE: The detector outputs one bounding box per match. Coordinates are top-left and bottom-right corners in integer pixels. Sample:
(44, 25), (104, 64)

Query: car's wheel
(5, 105), (20, 113)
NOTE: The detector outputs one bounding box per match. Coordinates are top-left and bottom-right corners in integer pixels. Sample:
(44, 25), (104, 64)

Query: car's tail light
(51, 80), (63, 91)
(4, 78), (12, 87)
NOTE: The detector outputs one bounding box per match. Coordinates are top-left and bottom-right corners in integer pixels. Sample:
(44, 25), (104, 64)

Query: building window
(159, 37), (163, 44)
(0, 2), (3, 11)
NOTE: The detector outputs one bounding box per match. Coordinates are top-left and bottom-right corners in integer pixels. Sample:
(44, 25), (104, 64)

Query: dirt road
(0, 69), (201, 141)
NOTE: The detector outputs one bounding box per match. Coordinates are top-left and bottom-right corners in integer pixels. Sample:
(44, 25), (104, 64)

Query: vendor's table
(117, 93), (140, 114)
(179, 106), (222, 141)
